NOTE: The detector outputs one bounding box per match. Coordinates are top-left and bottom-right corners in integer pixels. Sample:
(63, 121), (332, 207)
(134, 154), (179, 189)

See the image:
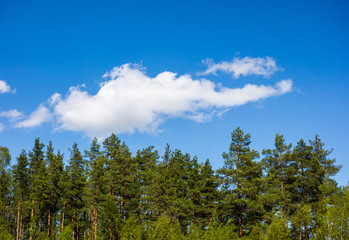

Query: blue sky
(1, 0), (348, 185)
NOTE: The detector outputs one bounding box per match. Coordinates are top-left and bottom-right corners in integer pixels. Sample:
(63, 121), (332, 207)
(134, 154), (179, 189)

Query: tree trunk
(72, 212), (75, 240)
(62, 202), (65, 234)
(77, 213), (80, 240)
(30, 200), (34, 240)
(94, 208), (98, 240)
(16, 200), (20, 240)
(52, 214), (56, 240)
(19, 208), (23, 240)
(120, 197), (124, 217)
(48, 211), (51, 236)
(108, 217), (112, 240)
(238, 210), (242, 238)
(305, 224), (308, 240)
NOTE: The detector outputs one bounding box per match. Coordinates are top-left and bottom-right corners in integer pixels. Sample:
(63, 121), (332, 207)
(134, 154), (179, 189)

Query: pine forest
(0, 127), (348, 240)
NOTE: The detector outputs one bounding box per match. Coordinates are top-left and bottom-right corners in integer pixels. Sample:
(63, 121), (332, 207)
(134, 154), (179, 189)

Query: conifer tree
(161, 148), (192, 229)
(217, 127), (263, 238)
(28, 138), (49, 239)
(197, 159), (219, 228)
(86, 138), (107, 240)
(12, 150), (29, 240)
(46, 141), (64, 239)
(66, 143), (86, 240)
(262, 134), (292, 213)
(135, 146), (159, 222)
(103, 134), (138, 238)
(0, 146), (12, 238)
(309, 135), (341, 201)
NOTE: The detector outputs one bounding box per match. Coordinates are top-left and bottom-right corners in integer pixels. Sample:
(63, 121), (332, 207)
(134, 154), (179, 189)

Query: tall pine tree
(217, 127), (263, 238)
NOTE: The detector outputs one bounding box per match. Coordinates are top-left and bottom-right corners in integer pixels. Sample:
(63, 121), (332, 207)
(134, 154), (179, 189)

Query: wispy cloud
(0, 109), (24, 121)
(199, 56), (279, 78)
(46, 63), (292, 138)
(15, 105), (52, 128)
(0, 80), (14, 94)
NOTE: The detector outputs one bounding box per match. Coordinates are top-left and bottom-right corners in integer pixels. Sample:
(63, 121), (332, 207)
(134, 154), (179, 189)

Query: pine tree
(262, 134), (292, 214)
(85, 138), (107, 240)
(103, 134), (138, 239)
(66, 143), (86, 240)
(46, 141), (64, 240)
(28, 138), (49, 239)
(12, 150), (29, 240)
(309, 135), (341, 201)
(197, 159), (219, 228)
(135, 146), (159, 222)
(217, 127), (263, 238)
(0, 146), (12, 238)
(161, 148), (192, 229)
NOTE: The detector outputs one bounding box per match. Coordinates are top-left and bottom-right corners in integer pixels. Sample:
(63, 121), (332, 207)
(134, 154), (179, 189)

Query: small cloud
(0, 123), (4, 132)
(0, 80), (13, 94)
(15, 105), (52, 128)
(49, 93), (61, 106)
(198, 56), (279, 78)
(0, 109), (24, 121)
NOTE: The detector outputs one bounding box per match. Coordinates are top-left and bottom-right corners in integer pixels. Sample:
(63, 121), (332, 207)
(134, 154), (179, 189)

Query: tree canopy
(0, 127), (346, 240)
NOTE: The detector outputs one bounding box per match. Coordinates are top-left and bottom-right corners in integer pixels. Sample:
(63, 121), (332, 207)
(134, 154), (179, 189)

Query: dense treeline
(0, 127), (348, 240)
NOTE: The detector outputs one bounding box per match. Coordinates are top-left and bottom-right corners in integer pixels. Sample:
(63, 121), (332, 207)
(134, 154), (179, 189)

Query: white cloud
(0, 109), (24, 121)
(49, 93), (61, 106)
(16, 105), (52, 128)
(0, 123), (4, 132)
(199, 56), (279, 78)
(50, 63), (292, 138)
(0, 80), (12, 94)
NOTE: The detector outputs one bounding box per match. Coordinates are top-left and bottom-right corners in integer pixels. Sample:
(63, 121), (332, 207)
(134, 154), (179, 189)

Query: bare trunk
(62, 202), (65, 234)
(30, 200), (34, 240)
(94, 208), (98, 240)
(238, 209), (242, 238)
(120, 197), (124, 217)
(108, 217), (112, 240)
(237, 148), (243, 238)
(77, 213), (80, 240)
(48, 211), (51, 236)
(16, 200), (20, 240)
(305, 224), (308, 240)
(72, 212), (75, 240)
(52, 214), (56, 240)
(19, 208), (23, 240)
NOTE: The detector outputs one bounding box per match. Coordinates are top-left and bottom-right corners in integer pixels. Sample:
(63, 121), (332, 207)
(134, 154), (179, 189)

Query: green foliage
(262, 134), (292, 213)
(120, 215), (143, 240)
(217, 127), (263, 237)
(0, 146), (11, 228)
(0, 225), (14, 240)
(291, 204), (312, 240)
(149, 214), (184, 240)
(57, 224), (73, 240)
(0, 129), (346, 239)
(186, 223), (203, 240)
(265, 214), (290, 240)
